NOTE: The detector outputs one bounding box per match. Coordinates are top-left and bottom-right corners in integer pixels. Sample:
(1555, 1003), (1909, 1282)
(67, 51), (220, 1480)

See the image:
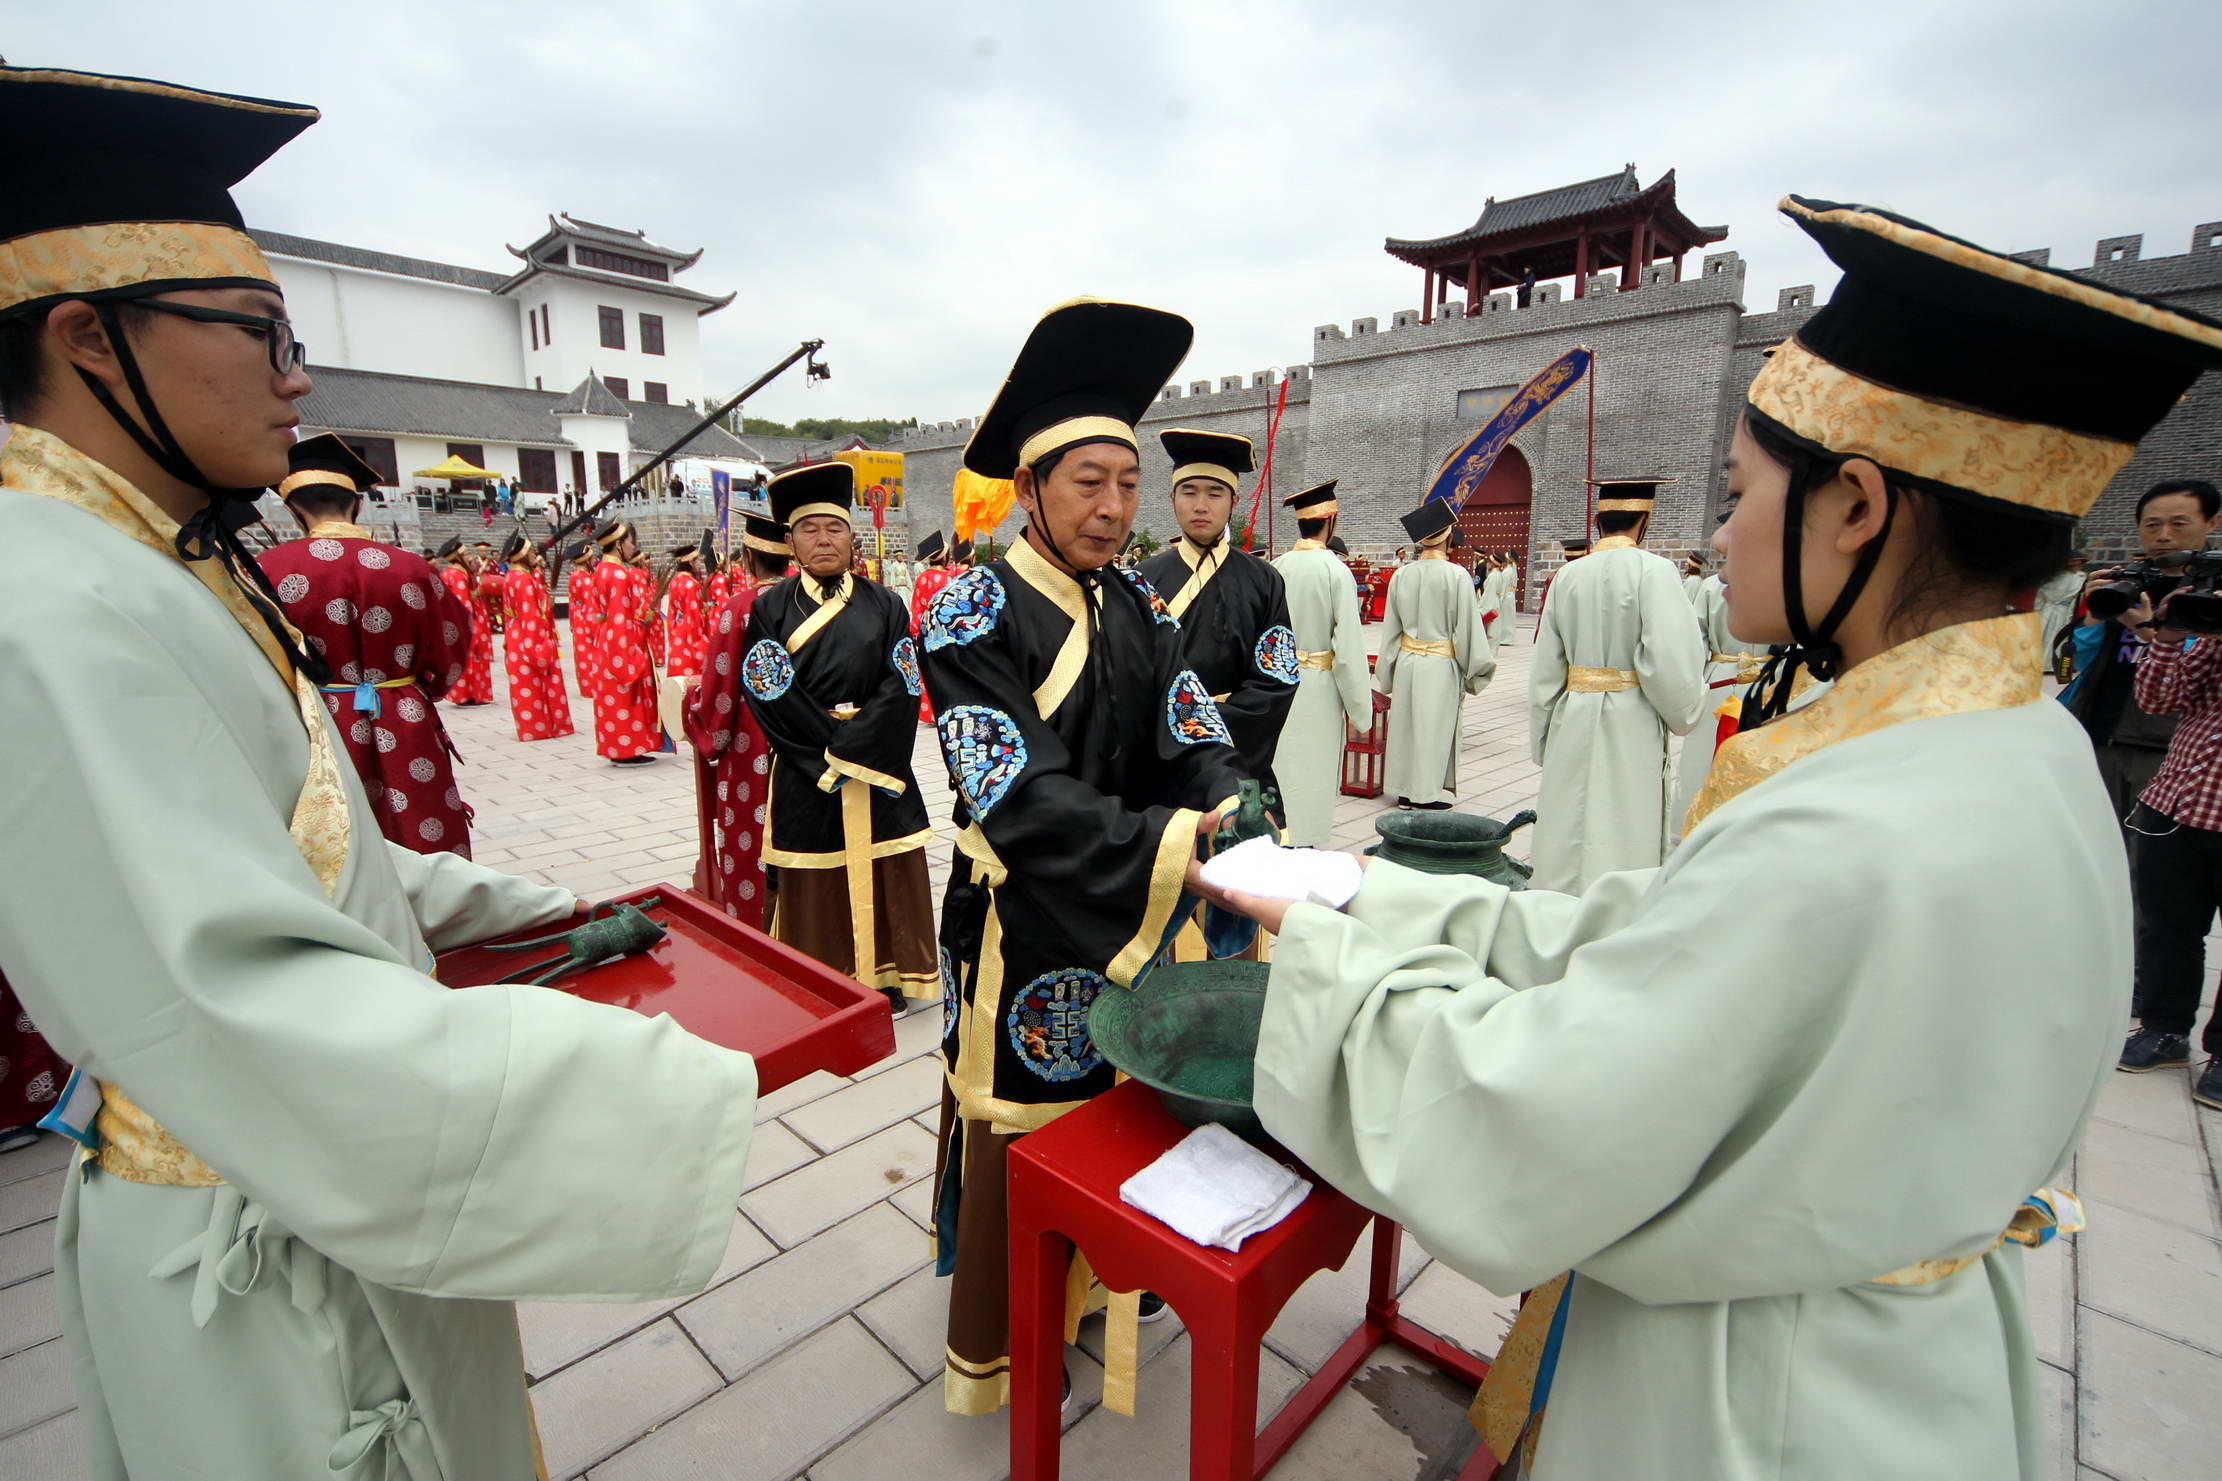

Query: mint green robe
(1256, 697), (2123, 1480)
(1269, 546), (1373, 846)
(1378, 555), (1494, 805)
(0, 476), (758, 1480)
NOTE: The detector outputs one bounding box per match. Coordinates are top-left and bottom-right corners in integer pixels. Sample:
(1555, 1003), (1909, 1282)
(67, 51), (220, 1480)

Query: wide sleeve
(605, 570), (655, 685)
(1528, 597), (1568, 764)
(384, 840), (577, 951)
(1375, 571), (1407, 696)
(0, 598), (756, 1305)
(737, 593), (835, 790)
(424, 568), (471, 697)
(821, 589), (922, 795)
(1212, 564), (1299, 764)
(923, 584), (1240, 987)
(1452, 569), (1494, 696)
(2134, 637), (2205, 715)
(1635, 558), (1707, 736)
(1329, 564), (1374, 731)
(685, 589), (754, 756)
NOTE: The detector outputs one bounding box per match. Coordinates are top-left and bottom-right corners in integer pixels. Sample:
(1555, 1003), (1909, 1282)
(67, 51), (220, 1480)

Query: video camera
(2086, 549), (2222, 634)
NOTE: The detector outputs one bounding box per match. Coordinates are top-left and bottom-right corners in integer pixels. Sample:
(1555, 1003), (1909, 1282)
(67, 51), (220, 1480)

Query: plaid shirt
(2136, 637), (2222, 829)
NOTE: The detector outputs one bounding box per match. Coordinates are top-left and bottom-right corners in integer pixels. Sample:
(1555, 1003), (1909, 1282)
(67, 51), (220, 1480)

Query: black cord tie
(1745, 448), (1898, 727)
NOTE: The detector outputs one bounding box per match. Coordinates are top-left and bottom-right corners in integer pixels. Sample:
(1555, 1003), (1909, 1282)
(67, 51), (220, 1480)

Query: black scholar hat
(1589, 477), (1675, 513)
(501, 529), (531, 561)
(951, 537), (975, 565)
(1282, 480), (1339, 518)
(279, 433), (380, 500)
(962, 299), (1193, 478)
(1399, 501), (1456, 546)
(0, 66), (317, 322)
(768, 462), (853, 528)
(1159, 428), (1254, 492)
(1748, 194), (2222, 522)
(741, 510), (791, 558)
(434, 535), (463, 559)
(916, 529), (947, 561)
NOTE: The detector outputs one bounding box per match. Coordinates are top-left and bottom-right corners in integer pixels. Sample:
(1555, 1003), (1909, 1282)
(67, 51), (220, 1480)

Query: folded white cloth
(1199, 836), (1363, 909)
(1119, 1123), (1312, 1251)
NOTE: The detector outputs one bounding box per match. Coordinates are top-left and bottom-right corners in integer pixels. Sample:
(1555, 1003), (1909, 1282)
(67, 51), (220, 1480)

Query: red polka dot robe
(909, 563), (956, 724)
(566, 560), (605, 698)
(665, 569), (709, 678)
(439, 562), (496, 705)
(261, 524), (474, 856)
(502, 566), (577, 743)
(684, 581), (774, 926)
(592, 559), (662, 761)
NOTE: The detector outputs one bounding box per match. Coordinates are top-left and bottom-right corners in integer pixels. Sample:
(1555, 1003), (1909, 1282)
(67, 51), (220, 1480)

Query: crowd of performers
(10, 61), (2222, 1481)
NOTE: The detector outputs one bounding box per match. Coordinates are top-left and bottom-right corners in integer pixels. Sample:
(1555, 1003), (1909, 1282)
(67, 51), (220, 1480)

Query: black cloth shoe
(2118, 1028), (2192, 1072)
(1136, 1292), (1168, 1324)
(611, 754), (657, 766)
(1060, 1362), (1073, 1414)
(2195, 1059), (2222, 1111)
(881, 987), (911, 1019)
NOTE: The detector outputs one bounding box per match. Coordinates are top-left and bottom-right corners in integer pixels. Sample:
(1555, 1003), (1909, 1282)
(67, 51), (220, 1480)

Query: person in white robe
(1378, 502), (1495, 808)
(1680, 551), (1707, 602)
(1201, 190), (2222, 1481)
(2035, 555), (2084, 675)
(1671, 571), (1770, 834)
(1528, 481), (1706, 891)
(0, 68), (757, 1481)
(1270, 481), (1373, 845)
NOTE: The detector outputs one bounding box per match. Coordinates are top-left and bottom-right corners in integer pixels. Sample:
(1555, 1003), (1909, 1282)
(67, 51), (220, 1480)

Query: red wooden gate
(1453, 445), (1533, 609)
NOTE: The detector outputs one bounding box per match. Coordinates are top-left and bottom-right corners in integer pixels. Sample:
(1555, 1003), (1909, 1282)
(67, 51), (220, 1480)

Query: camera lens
(2086, 582), (2140, 618)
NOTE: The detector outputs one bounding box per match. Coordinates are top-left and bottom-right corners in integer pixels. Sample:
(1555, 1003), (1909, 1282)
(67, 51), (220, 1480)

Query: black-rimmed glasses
(130, 300), (306, 374)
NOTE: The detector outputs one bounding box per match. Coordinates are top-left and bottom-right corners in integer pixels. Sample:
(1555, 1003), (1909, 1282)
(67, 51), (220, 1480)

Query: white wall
(271, 257), (525, 387)
(525, 276), (705, 404)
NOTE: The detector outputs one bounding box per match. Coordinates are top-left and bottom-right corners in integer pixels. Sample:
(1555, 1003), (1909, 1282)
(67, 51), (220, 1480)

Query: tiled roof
(492, 260), (734, 313)
(1385, 167), (1723, 256)
(552, 375), (631, 418)
(249, 229), (508, 291)
(296, 366), (751, 459)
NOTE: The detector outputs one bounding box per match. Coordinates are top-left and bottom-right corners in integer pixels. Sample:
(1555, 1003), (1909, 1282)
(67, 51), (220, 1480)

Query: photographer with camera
(2111, 483), (2222, 1103)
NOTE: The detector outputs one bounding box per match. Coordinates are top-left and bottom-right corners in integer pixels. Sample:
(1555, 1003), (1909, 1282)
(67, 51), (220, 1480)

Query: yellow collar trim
(306, 520), (371, 540)
(1686, 612), (2042, 828)
(1288, 538), (1327, 552)
(1593, 535), (1639, 550)
(1008, 531), (1087, 618)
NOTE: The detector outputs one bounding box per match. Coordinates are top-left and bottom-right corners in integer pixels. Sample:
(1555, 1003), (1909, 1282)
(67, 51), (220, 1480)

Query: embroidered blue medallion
(742, 639), (795, 700)
(1116, 565), (1178, 626)
(892, 635), (922, 697)
(923, 568), (1007, 652)
(1255, 624), (1300, 684)
(1005, 967), (1107, 1082)
(1165, 669), (1233, 746)
(940, 947), (960, 1043)
(938, 704), (1028, 819)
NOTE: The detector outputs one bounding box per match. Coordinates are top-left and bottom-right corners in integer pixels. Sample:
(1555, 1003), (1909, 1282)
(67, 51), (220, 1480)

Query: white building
(254, 214), (764, 511)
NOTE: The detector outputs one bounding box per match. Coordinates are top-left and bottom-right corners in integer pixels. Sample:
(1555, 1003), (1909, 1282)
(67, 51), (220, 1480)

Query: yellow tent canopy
(412, 454), (501, 481)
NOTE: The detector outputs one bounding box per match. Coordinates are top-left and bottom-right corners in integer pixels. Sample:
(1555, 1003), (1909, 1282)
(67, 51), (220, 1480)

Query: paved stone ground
(4, 614), (2219, 1480)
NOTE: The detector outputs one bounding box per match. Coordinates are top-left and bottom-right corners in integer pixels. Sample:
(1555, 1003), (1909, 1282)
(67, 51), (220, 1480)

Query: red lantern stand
(1008, 1080), (1497, 1481)
(1341, 654), (1389, 799)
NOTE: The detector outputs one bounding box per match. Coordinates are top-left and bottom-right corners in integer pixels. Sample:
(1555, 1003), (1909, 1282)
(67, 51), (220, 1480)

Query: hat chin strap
(1748, 452), (1897, 725)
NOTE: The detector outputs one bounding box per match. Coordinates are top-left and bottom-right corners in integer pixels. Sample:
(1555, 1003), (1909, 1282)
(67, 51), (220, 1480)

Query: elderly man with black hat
(1377, 498), (1497, 809)
(499, 526), (576, 743)
(263, 434), (476, 854)
(1528, 477), (1707, 892)
(0, 65), (759, 1481)
(1269, 480), (1373, 845)
(919, 298), (1249, 1416)
(1205, 192), (2222, 1481)
(737, 462), (938, 1013)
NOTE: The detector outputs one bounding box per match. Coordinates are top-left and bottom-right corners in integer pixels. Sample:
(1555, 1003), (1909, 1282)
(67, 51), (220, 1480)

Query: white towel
(1199, 836), (1363, 909)
(1119, 1123), (1312, 1251)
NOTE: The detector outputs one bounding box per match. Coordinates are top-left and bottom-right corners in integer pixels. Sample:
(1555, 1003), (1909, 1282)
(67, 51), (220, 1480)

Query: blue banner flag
(1424, 346), (1591, 510)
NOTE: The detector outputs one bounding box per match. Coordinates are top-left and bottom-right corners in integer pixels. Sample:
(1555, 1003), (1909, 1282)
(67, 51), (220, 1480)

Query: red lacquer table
(1008, 1080), (1498, 1480)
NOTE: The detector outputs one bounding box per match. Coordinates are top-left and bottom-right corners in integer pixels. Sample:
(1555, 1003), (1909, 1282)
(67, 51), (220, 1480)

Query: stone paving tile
(2078, 1119), (2220, 1238)
(0, 1136), (74, 1186)
(590, 1317), (909, 1481)
(1055, 1332), (1304, 1481)
(780, 1056), (943, 1154)
(1258, 1231), (1432, 1375)
(811, 1349), (1108, 1481)
(2039, 1363), (2074, 1481)
(739, 1122), (937, 1249)
(2089, 1068), (2199, 1146)
(1394, 1262), (1519, 1368)
(2079, 1308), (2222, 1479)
(859, 1005), (949, 1074)
(0, 1220), (55, 1289)
(0, 1408), (86, 1481)
(890, 1177), (939, 1234)
(678, 1203), (924, 1381)
(2025, 1235), (2075, 1372)
(519, 1216), (777, 1380)
(1259, 1349), (1482, 1481)
(0, 1336), (73, 1441)
(530, 1318), (724, 1481)
(855, 1264), (950, 1382)
(2077, 1197), (2222, 1358)
(753, 1069), (847, 1126)
(741, 1122), (817, 1193)
(0, 1169), (62, 1235)
(0, 1271), (58, 1360)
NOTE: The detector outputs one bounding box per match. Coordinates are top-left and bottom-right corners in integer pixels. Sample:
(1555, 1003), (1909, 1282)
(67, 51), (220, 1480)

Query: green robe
(1529, 540), (1706, 891)
(1256, 630), (2124, 1480)
(1671, 573), (1763, 835)
(1378, 553), (1495, 805)
(0, 433), (758, 1481)
(1269, 544), (1372, 846)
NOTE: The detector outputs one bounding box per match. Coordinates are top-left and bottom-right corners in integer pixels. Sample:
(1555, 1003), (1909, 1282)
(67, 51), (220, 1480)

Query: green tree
(738, 415), (918, 445)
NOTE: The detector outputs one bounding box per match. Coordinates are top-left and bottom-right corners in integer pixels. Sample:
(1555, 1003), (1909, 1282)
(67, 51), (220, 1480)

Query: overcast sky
(19, 1), (2216, 423)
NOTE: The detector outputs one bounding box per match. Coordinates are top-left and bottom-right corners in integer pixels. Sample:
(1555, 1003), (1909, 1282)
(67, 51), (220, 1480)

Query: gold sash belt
(1398, 636), (1454, 659)
(95, 1082), (224, 1186)
(1710, 652), (1766, 684)
(1566, 665), (1640, 693)
(1297, 650), (1334, 671)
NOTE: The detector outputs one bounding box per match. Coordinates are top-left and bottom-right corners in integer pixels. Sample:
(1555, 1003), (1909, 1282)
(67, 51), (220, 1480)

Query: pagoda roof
(1385, 166), (1726, 266)
(552, 373), (632, 419)
(510, 213), (704, 269)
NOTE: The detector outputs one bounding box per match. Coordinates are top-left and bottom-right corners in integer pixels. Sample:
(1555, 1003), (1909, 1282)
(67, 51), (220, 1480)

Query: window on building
(540, 303), (551, 343)
(1456, 385), (1516, 423)
(577, 247), (670, 282)
(529, 312), (539, 352)
(640, 313), (665, 356)
(598, 306), (625, 350)
(644, 381), (668, 404)
(570, 450), (588, 496)
(516, 448), (558, 493)
(341, 435), (398, 488)
(534, 376), (543, 390)
(605, 376), (629, 399)
(596, 451), (623, 492)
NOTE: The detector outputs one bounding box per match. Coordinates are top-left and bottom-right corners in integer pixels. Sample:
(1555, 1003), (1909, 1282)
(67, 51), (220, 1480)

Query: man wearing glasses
(0, 66), (758, 1480)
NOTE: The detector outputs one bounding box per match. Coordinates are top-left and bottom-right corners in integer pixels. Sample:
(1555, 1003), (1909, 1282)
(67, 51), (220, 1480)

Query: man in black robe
(739, 462), (937, 1015)
(921, 299), (1247, 1416)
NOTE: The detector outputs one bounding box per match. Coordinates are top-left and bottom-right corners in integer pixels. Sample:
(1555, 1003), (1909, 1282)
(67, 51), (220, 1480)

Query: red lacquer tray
(436, 885), (896, 1094)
